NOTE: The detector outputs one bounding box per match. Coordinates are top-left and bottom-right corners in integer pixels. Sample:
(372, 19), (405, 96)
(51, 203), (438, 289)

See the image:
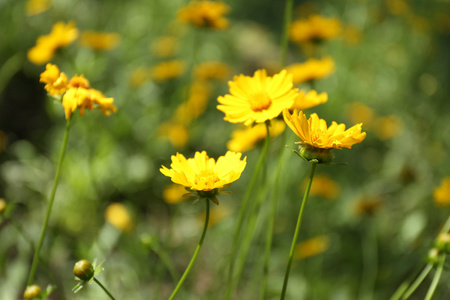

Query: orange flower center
(249, 92), (272, 112)
(194, 171), (220, 187)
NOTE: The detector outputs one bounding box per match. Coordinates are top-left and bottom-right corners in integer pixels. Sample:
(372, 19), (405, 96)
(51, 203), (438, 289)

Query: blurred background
(1, 0), (450, 299)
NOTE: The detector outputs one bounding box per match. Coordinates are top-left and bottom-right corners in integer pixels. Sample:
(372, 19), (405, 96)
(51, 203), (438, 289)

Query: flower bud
(436, 233), (450, 252)
(0, 198), (6, 214)
(426, 248), (441, 265)
(298, 143), (334, 163)
(23, 285), (42, 299)
(73, 259), (94, 281)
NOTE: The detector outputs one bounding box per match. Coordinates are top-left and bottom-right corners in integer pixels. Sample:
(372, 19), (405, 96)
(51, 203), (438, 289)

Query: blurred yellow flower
(40, 63), (117, 119)
(304, 174), (340, 200)
(27, 21), (79, 65)
(217, 70), (298, 126)
(295, 235), (330, 259)
(152, 36), (178, 58)
(150, 60), (186, 82)
(286, 57), (335, 84)
(173, 80), (211, 125)
(160, 151), (247, 192)
(129, 67), (152, 87)
(227, 119), (286, 153)
(199, 204), (231, 226)
(157, 122), (189, 148)
(374, 115), (402, 140)
(26, 0), (51, 16)
(163, 184), (189, 204)
(434, 177), (450, 206)
(290, 90), (328, 111)
(343, 25), (363, 45)
(354, 196), (383, 216)
(194, 61), (231, 81)
(0, 198), (6, 214)
(283, 109), (366, 150)
(289, 15), (341, 44)
(346, 102), (375, 129)
(105, 203), (133, 233)
(178, 1), (230, 30)
(79, 31), (121, 51)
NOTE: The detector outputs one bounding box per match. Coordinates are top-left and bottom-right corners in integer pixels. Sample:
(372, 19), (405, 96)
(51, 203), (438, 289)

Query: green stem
(359, 219), (378, 300)
(424, 255), (446, 300)
(280, 162), (317, 300)
(280, 0), (294, 69)
(224, 124), (270, 300)
(27, 117), (72, 286)
(168, 199), (210, 300)
(397, 263), (433, 300)
(93, 278), (116, 300)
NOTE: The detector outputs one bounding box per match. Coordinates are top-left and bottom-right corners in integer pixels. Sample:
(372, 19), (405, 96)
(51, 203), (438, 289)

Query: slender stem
(424, 255), (445, 300)
(27, 117), (72, 286)
(93, 278), (116, 300)
(359, 219), (378, 300)
(397, 263), (433, 300)
(280, 162), (317, 300)
(168, 199), (210, 300)
(280, 0), (294, 69)
(224, 126), (270, 300)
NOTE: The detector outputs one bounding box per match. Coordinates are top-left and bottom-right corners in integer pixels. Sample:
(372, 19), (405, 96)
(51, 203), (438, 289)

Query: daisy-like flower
(283, 109), (366, 162)
(79, 31), (121, 51)
(291, 90), (328, 111)
(194, 61), (231, 81)
(289, 15), (341, 44)
(217, 69), (298, 126)
(160, 151), (247, 204)
(150, 60), (186, 82)
(285, 57), (335, 84)
(178, 0), (230, 30)
(40, 63), (117, 119)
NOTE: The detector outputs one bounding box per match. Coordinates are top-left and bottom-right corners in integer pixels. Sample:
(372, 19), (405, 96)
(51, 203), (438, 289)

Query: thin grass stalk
(424, 255), (446, 300)
(93, 278), (116, 300)
(280, 0), (294, 69)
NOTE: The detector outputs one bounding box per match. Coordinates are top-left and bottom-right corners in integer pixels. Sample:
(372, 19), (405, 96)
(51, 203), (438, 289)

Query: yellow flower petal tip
(217, 69), (298, 126)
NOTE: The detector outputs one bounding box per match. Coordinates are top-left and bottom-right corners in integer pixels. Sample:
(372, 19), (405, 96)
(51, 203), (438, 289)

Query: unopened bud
(73, 259), (94, 281)
(436, 233), (450, 252)
(23, 285), (41, 299)
(298, 143), (334, 163)
(427, 248), (441, 265)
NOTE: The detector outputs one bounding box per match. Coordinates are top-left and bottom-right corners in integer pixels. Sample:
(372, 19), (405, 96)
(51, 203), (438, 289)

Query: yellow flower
(129, 67), (152, 87)
(291, 90), (328, 111)
(283, 109), (366, 150)
(346, 102), (375, 129)
(152, 36), (178, 58)
(27, 21), (79, 65)
(79, 31), (121, 51)
(295, 235), (330, 259)
(39, 63), (68, 95)
(160, 151), (247, 192)
(0, 198), (6, 214)
(157, 122), (189, 148)
(289, 15), (341, 44)
(217, 69), (298, 126)
(163, 184), (189, 204)
(150, 60), (186, 82)
(26, 0), (51, 16)
(227, 119), (286, 153)
(304, 174), (340, 200)
(434, 177), (450, 206)
(173, 80), (211, 125)
(105, 203), (133, 233)
(354, 196), (383, 216)
(374, 115), (402, 140)
(178, 1), (230, 30)
(194, 61), (231, 81)
(285, 57), (335, 84)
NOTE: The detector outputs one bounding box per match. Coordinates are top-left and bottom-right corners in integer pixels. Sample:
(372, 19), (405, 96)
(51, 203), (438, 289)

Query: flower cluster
(285, 57), (335, 84)
(40, 64), (117, 119)
(289, 15), (341, 44)
(178, 0), (230, 30)
(79, 31), (121, 51)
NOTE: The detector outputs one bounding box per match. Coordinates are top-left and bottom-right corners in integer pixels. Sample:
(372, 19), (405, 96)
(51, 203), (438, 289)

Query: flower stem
(392, 263), (433, 300)
(27, 117), (72, 286)
(93, 278), (116, 300)
(280, 162), (317, 300)
(280, 0), (294, 69)
(424, 255), (446, 300)
(168, 199), (210, 300)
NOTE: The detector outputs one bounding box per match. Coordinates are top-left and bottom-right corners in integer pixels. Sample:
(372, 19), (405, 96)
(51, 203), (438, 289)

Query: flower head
(24, 285), (42, 300)
(79, 31), (121, 51)
(150, 60), (186, 82)
(217, 69), (298, 126)
(434, 177), (450, 206)
(286, 57), (335, 84)
(194, 61), (231, 81)
(105, 203), (133, 233)
(178, 1), (230, 30)
(289, 15), (341, 44)
(290, 90), (328, 111)
(40, 63), (68, 95)
(160, 151), (246, 203)
(26, 0), (51, 16)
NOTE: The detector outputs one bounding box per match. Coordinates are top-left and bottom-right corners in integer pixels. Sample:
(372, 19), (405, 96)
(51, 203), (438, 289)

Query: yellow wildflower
(79, 31), (121, 51)
(152, 36), (178, 58)
(291, 90), (328, 111)
(295, 235), (330, 259)
(150, 60), (186, 82)
(105, 203), (133, 233)
(217, 69), (298, 126)
(286, 57), (335, 84)
(354, 196), (383, 216)
(39, 63), (68, 95)
(346, 102), (375, 129)
(160, 151), (247, 192)
(227, 119), (286, 153)
(283, 109), (366, 150)
(304, 174), (340, 200)
(178, 1), (230, 30)
(289, 15), (341, 44)
(173, 80), (211, 124)
(374, 115), (402, 140)
(434, 177), (450, 206)
(129, 67), (152, 87)
(194, 61), (231, 81)
(25, 0), (51, 16)
(27, 21), (79, 65)
(0, 198), (6, 214)
(163, 184), (189, 204)
(157, 122), (189, 148)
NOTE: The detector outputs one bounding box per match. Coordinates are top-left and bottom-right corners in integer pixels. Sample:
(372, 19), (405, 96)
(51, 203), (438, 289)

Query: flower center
(194, 171), (220, 189)
(249, 92), (272, 112)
